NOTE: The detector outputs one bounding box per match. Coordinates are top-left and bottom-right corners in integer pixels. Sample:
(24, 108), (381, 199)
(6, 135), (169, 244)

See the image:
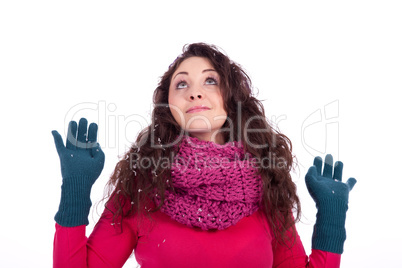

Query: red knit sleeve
(53, 203), (138, 268)
(272, 226), (341, 268)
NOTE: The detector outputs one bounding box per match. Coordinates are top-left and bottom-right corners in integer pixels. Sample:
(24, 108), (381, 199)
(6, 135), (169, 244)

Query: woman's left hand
(305, 154), (356, 205)
(305, 154), (357, 254)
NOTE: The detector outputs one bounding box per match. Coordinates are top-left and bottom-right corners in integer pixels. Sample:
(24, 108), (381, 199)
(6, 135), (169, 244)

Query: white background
(1, 1), (401, 267)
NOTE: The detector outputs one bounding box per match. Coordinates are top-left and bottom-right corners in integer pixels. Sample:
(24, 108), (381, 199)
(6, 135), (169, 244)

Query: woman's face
(168, 57), (227, 144)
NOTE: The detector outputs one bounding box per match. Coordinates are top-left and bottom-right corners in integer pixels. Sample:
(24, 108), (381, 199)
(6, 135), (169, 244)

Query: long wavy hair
(105, 43), (301, 246)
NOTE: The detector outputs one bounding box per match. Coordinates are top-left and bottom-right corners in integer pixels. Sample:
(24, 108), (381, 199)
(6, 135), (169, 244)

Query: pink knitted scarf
(154, 135), (263, 230)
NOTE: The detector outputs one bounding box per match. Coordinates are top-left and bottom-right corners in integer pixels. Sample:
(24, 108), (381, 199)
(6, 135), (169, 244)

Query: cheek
(215, 94), (227, 116)
(168, 87), (183, 107)
(168, 90), (178, 112)
(168, 94), (184, 126)
(167, 88), (173, 105)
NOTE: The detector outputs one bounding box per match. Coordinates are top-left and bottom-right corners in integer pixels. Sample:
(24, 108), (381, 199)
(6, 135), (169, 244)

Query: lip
(186, 105), (211, 113)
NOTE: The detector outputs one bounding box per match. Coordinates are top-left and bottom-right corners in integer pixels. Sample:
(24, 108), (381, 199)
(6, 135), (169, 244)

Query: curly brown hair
(105, 42), (301, 246)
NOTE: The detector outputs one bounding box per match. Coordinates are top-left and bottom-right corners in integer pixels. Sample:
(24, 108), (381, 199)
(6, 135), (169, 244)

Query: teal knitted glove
(305, 154), (356, 254)
(52, 118), (105, 227)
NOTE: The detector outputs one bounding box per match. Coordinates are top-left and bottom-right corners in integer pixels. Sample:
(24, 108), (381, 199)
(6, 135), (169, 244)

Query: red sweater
(53, 204), (341, 268)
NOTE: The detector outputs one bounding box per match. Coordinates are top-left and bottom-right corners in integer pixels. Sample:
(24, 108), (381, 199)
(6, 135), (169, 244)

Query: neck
(189, 131), (225, 145)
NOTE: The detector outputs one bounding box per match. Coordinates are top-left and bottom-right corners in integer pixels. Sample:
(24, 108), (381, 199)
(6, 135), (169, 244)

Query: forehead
(173, 57), (214, 74)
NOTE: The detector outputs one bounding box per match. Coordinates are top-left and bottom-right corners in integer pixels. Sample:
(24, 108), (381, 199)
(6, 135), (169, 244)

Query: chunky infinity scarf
(154, 135), (263, 230)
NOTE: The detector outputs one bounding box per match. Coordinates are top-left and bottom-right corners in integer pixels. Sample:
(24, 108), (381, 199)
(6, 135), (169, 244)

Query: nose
(189, 92), (203, 101)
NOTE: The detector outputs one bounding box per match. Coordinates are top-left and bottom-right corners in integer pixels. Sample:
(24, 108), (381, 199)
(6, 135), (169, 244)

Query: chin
(184, 120), (225, 132)
(183, 120), (211, 131)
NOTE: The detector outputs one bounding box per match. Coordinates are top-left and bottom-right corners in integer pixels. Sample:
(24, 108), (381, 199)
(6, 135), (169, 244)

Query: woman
(52, 43), (356, 267)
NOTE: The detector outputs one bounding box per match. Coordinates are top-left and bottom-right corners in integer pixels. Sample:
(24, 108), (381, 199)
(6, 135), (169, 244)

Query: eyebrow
(173, 69), (217, 80)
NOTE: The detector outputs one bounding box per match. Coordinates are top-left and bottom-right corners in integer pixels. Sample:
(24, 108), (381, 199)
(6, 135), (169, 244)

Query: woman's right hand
(52, 118), (105, 227)
(52, 118), (105, 182)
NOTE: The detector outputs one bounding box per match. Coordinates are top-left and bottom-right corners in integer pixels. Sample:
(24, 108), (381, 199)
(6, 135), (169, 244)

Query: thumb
(305, 166), (318, 186)
(91, 143), (104, 159)
(52, 130), (65, 155)
(346, 177), (357, 191)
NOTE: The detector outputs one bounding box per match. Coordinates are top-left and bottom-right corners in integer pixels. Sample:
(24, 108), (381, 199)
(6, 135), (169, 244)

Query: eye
(205, 77), (218, 86)
(176, 80), (188, 89)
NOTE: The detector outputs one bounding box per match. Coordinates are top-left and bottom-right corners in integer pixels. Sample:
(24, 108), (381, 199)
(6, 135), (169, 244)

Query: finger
(77, 118), (88, 142)
(346, 177), (357, 191)
(76, 118), (88, 149)
(66, 121), (78, 150)
(51, 130), (65, 154)
(305, 166), (318, 185)
(323, 154), (333, 178)
(87, 123), (98, 145)
(91, 143), (104, 160)
(305, 166), (318, 197)
(313, 156), (322, 176)
(333, 161), (343, 182)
